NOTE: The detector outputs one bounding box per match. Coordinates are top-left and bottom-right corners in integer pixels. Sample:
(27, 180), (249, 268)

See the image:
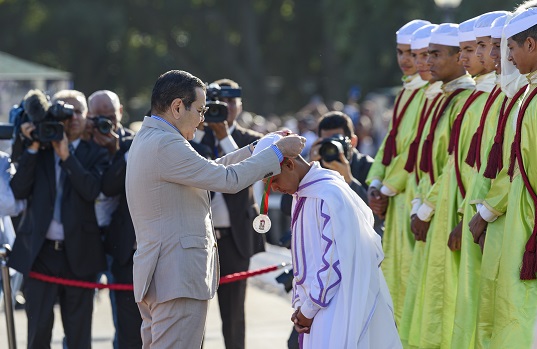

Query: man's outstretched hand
(275, 134), (306, 158)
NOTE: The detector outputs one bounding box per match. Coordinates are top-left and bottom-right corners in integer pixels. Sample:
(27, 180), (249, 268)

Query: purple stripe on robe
(297, 177), (332, 191)
(358, 291), (380, 344)
(292, 197), (307, 285)
(311, 200), (341, 307)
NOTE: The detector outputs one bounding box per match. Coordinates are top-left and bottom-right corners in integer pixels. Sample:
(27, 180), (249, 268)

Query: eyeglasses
(197, 106), (209, 117)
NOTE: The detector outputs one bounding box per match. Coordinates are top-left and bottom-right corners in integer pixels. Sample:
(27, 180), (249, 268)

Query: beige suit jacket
(125, 116), (280, 303)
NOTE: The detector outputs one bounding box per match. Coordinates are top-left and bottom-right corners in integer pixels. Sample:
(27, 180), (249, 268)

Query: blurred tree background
(0, 0), (521, 124)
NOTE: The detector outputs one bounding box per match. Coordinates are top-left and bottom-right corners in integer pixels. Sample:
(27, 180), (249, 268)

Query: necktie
(53, 144), (74, 222)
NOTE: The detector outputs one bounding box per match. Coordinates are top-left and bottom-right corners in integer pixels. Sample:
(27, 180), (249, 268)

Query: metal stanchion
(1, 244), (17, 349)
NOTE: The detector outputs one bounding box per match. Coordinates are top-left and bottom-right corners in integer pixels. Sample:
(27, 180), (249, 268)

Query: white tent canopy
(0, 51), (72, 121)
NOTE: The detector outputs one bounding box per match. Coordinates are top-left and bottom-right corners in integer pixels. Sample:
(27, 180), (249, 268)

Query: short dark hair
(151, 70), (205, 114)
(317, 111), (354, 138)
(511, 23), (537, 46)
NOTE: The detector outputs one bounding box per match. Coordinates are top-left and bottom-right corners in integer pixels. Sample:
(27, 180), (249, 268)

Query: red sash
(419, 88), (466, 184)
(465, 86), (502, 169)
(506, 86), (537, 280)
(404, 94), (442, 182)
(448, 90), (484, 197)
(482, 86), (527, 179)
(382, 88), (421, 166)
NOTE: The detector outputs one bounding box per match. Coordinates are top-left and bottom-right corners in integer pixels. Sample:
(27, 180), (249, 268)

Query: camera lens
(37, 121), (64, 142)
(93, 117), (113, 135)
(319, 141), (343, 162)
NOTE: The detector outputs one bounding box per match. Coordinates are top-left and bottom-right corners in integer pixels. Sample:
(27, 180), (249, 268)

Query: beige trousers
(137, 281), (209, 349)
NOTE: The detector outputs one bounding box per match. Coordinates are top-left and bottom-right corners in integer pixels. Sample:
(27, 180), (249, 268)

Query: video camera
(204, 83), (241, 123)
(318, 134), (352, 163)
(90, 116), (114, 135)
(11, 89), (74, 143)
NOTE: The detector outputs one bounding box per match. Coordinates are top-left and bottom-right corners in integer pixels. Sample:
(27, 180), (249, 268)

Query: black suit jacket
(102, 127), (137, 266)
(202, 125), (265, 259)
(9, 140), (109, 277)
(349, 148), (373, 203)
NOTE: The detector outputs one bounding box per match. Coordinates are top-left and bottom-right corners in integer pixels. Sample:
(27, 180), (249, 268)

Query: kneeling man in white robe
(253, 134), (401, 349)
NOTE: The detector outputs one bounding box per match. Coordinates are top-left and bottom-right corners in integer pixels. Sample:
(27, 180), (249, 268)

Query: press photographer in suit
(9, 89), (109, 348)
(87, 90), (142, 349)
(195, 78), (264, 349)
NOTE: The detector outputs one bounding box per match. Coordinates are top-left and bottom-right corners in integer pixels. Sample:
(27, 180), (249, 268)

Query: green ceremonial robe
(366, 74), (427, 324)
(487, 75), (537, 349)
(474, 83), (526, 349)
(398, 81), (443, 347)
(406, 74), (476, 349)
(400, 75), (475, 348)
(451, 74), (503, 349)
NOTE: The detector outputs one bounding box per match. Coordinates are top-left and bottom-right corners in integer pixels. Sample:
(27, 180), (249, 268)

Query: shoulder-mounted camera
(204, 83), (241, 123)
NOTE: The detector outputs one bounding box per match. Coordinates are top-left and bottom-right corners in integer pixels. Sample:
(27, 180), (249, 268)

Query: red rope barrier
(28, 263), (289, 290)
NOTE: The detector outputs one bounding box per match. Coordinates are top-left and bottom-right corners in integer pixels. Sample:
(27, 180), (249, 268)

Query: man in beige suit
(125, 70), (305, 348)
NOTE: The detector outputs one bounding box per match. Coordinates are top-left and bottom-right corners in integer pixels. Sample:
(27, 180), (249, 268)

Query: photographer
(87, 90), (142, 349)
(8, 89), (109, 348)
(193, 78), (264, 349)
(309, 111), (373, 204)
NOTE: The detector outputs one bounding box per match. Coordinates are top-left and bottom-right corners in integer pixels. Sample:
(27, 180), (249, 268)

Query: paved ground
(0, 245), (294, 348)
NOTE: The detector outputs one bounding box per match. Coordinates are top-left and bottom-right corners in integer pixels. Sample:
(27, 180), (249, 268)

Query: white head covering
(430, 23), (460, 47)
(397, 19), (432, 44)
(491, 14), (509, 39)
(252, 133), (283, 157)
(474, 11), (509, 37)
(501, 11), (527, 98)
(411, 24), (438, 50)
(458, 17), (479, 42)
(504, 7), (537, 39)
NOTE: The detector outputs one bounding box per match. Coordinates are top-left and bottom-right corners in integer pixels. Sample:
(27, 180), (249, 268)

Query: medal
(254, 176), (272, 233)
(253, 214), (272, 234)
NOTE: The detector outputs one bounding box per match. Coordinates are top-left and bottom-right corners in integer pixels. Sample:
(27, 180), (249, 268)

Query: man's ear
(170, 98), (183, 120)
(350, 134), (358, 148)
(527, 37), (537, 53)
(282, 158), (295, 171)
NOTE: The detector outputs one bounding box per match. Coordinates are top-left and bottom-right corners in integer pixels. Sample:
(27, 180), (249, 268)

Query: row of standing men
(368, 4), (537, 349)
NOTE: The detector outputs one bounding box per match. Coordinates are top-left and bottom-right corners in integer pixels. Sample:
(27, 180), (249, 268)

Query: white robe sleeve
(300, 200), (342, 319)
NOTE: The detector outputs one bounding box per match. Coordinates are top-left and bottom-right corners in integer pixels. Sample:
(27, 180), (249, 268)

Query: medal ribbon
(260, 177), (272, 215)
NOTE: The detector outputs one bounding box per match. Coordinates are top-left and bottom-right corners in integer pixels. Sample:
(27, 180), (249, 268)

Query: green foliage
(0, 0), (523, 121)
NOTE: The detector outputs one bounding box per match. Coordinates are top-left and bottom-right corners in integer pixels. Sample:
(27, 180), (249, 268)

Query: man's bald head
(88, 90), (123, 124)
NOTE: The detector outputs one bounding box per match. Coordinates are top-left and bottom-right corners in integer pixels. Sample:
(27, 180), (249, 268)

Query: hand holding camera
(310, 134), (354, 183)
(88, 116), (118, 155)
(20, 122), (40, 151)
(321, 152), (353, 184)
(51, 133), (71, 161)
(206, 120), (230, 140)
